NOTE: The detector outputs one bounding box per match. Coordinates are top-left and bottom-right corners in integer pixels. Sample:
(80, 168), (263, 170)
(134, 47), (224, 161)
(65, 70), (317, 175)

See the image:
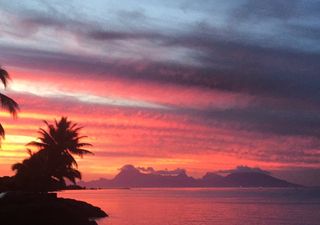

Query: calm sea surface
(58, 188), (320, 225)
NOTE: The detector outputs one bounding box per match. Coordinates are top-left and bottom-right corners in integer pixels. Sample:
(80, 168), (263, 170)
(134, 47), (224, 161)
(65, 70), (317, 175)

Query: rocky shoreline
(0, 192), (107, 225)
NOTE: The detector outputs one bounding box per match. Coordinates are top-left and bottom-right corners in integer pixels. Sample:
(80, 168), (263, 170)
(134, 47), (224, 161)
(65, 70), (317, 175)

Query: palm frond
(80, 148), (94, 154)
(76, 142), (93, 147)
(26, 141), (48, 148)
(0, 123), (5, 139)
(0, 93), (19, 117)
(37, 128), (55, 145)
(26, 148), (34, 156)
(63, 168), (82, 184)
(0, 67), (10, 87)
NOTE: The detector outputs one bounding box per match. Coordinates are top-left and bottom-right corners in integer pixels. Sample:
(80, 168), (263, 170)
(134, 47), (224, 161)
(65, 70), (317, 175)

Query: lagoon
(59, 187), (320, 225)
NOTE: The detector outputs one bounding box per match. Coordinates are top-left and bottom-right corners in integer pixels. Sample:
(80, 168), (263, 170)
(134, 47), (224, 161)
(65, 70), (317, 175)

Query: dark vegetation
(0, 67), (107, 225)
(0, 192), (107, 225)
(12, 117), (93, 191)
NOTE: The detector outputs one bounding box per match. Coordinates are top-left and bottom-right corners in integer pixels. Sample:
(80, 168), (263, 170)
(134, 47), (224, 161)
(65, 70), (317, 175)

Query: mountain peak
(224, 172), (300, 187)
(79, 166), (301, 188)
(202, 172), (223, 180)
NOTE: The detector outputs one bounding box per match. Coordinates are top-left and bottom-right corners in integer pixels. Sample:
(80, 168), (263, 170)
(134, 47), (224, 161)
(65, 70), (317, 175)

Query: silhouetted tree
(0, 67), (19, 141)
(12, 117), (93, 191)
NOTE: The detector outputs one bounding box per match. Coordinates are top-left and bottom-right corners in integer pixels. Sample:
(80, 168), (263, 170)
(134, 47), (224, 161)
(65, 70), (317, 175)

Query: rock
(0, 192), (107, 225)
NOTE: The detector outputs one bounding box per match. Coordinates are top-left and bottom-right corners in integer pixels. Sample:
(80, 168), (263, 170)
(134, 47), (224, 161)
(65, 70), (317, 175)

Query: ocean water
(58, 188), (320, 225)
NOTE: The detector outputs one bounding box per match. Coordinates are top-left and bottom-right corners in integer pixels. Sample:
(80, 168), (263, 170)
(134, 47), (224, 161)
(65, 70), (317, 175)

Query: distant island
(79, 164), (301, 188)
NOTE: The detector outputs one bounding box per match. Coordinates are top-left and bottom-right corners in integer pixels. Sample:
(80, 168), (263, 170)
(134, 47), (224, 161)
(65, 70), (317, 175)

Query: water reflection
(58, 188), (320, 225)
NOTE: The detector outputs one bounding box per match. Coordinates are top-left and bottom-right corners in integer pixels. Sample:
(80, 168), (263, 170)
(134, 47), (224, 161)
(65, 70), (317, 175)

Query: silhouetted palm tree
(0, 67), (19, 140)
(28, 117), (93, 165)
(12, 117), (92, 191)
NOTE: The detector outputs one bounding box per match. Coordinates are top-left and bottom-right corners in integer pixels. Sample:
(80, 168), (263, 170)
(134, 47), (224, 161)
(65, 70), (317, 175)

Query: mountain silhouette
(79, 165), (300, 188)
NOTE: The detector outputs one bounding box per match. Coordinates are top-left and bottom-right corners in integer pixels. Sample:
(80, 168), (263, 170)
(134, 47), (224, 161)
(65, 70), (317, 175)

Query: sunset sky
(0, 0), (319, 186)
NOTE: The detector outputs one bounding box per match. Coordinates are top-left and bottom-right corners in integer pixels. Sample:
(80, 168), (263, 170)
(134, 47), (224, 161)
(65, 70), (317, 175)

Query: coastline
(0, 191), (107, 225)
